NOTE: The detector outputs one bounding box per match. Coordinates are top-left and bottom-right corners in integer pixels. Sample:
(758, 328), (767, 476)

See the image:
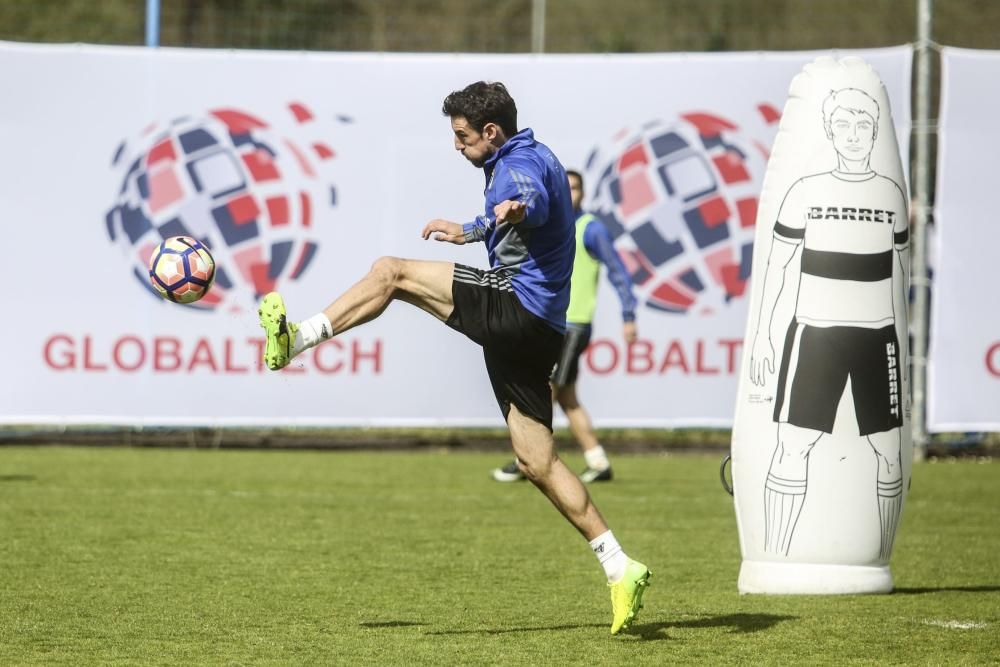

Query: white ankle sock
(292, 313), (333, 356)
(590, 530), (628, 582)
(584, 445), (610, 471)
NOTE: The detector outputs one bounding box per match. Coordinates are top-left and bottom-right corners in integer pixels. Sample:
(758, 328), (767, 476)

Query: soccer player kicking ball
(491, 169), (638, 484)
(258, 81), (650, 634)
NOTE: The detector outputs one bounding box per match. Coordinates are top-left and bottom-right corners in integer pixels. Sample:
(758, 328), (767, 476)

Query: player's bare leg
(556, 384), (600, 453)
(555, 383), (612, 482)
(764, 423), (822, 555)
(868, 428), (903, 560)
(322, 257), (455, 333)
(259, 258), (454, 370)
(506, 403), (649, 633)
(507, 402), (607, 539)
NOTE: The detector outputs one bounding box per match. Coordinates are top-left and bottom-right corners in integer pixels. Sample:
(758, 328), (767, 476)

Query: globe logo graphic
(584, 109), (777, 315)
(105, 103), (345, 311)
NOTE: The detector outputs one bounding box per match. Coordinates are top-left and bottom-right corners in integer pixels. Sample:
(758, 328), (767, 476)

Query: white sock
(590, 530), (628, 582)
(584, 445), (610, 471)
(292, 313), (333, 356)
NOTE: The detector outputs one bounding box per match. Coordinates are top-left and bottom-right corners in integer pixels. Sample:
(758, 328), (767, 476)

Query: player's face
(451, 116), (497, 168)
(568, 174), (584, 210)
(828, 107), (876, 160)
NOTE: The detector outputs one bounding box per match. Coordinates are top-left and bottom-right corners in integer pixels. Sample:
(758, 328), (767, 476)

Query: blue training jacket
(462, 128), (575, 333)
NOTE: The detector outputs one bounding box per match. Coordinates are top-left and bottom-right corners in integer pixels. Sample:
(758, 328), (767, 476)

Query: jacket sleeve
(462, 215), (492, 243)
(583, 219), (638, 322)
(491, 158), (550, 228)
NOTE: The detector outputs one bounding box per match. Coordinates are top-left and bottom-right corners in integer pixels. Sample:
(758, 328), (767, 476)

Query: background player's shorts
(446, 264), (563, 430)
(550, 323), (591, 387)
(773, 320), (904, 436)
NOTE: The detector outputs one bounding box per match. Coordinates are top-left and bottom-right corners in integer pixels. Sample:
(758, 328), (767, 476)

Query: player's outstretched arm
(422, 219), (467, 245)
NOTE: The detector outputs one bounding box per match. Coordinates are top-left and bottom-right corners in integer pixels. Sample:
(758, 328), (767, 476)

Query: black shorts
(773, 320), (904, 436)
(445, 264), (563, 429)
(550, 323), (591, 387)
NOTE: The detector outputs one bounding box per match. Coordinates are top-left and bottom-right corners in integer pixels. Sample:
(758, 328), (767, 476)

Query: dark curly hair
(441, 81), (518, 137)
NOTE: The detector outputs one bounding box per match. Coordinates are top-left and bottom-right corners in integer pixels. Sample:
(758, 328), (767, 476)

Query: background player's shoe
(609, 559), (651, 635)
(491, 460), (525, 482)
(258, 292), (298, 371)
(579, 466), (613, 483)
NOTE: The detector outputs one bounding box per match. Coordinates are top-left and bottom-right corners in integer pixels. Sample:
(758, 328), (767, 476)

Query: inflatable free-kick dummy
(730, 56), (911, 594)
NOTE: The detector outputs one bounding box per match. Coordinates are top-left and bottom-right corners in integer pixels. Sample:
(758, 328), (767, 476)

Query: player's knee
(517, 454), (555, 481)
(370, 256), (403, 287)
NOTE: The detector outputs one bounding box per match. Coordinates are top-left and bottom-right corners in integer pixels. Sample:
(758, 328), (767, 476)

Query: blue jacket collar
(485, 128), (535, 172)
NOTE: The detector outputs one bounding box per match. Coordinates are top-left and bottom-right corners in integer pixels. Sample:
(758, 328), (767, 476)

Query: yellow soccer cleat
(258, 292), (298, 371)
(609, 559), (651, 635)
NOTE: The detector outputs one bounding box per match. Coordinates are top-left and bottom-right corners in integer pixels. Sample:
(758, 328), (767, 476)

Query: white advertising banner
(0, 42), (911, 427)
(929, 48), (1000, 432)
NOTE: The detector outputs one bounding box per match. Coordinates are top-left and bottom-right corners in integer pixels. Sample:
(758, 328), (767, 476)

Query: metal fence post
(911, 0), (934, 460)
(531, 0), (546, 53)
(145, 0), (160, 47)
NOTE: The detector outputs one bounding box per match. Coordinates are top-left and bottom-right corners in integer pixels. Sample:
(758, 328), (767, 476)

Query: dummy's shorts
(773, 319), (904, 436)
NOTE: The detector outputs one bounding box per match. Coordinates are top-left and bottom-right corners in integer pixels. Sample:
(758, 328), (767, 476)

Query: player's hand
(494, 199), (526, 225)
(622, 321), (638, 344)
(749, 333), (775, 387)
(422, 219), (466, 245)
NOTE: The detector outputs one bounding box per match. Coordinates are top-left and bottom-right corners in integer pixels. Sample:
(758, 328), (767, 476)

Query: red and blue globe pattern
(106, 103), (343, 311)
(585, 108), (778, 315)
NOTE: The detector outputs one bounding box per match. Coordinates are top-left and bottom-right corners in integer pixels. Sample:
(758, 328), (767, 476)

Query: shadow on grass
(359, 621), (425, 628)
(426, 623), (606, 635)
(425, 613), (796, 638)
(894, 586), (1000, 595)
(0, 475), (35, 482)
(630, 613), (797, 641)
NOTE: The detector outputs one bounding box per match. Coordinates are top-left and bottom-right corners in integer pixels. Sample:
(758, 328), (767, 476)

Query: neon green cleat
(609, 559), (651, 635)
(258, 292), (299, 371)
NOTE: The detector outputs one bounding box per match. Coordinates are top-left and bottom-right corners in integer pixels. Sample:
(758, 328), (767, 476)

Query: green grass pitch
(0, 446), (997, 665)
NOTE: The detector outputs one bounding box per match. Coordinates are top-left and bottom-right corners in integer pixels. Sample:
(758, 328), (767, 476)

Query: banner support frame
(911, 0), (934, 459)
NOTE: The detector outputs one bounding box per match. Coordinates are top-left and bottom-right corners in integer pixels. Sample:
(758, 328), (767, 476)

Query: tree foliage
(2, 0), (999, 52)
